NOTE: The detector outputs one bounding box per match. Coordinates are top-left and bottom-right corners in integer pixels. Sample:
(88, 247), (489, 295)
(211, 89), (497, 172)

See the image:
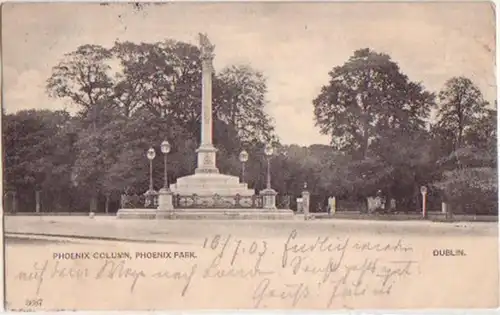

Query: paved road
(4, 215), (497, 242)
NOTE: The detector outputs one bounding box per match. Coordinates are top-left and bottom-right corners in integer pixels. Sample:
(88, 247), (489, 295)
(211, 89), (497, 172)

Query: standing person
(375, 190), (384, 212)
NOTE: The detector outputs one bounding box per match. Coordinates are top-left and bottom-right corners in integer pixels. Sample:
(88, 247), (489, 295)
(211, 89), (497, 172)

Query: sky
(2, 1), (496, 146)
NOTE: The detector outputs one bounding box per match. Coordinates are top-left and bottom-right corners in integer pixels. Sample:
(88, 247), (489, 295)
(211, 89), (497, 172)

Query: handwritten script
(13, 229), (418, 308)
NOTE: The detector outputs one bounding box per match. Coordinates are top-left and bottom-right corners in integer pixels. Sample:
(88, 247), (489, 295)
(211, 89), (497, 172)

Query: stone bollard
(156, 188), (175, 219)
(261, 188), (277, 210)
(157, 188), (174, 211)
(442, 202), (452, 220)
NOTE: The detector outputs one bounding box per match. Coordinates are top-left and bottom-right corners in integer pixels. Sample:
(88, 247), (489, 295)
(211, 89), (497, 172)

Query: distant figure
(375, 190), (385, 210)
(120, 194), (128, 208)
(296, 197), (303, 213)
(328, 196), (337, 215)
(368, 190), (385, 213)
(390, 198), (396, 211)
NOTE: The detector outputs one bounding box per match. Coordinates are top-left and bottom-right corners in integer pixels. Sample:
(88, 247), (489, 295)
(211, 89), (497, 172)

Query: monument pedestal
(169, 173), (255, 196)
(159, 208), (294, 220)
(195, 145), (219, 174)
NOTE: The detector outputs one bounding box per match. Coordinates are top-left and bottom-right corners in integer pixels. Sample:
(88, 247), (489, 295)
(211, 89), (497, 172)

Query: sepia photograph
(1, 1), (498, 310)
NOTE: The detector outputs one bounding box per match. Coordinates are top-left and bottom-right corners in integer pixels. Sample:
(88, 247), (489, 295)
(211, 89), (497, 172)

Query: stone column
(195, 33), (219, 174)
(201, 58), (213, 147)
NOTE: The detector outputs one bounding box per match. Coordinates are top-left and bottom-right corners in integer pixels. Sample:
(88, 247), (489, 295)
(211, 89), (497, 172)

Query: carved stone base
(195, 145), (219, 174)
(117, 208), (294, 220)
(170, 173), (255, 196)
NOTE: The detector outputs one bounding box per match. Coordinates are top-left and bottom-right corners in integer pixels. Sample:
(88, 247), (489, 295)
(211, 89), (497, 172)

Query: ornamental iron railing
(277, 195), (291, 209)
(120, 193), (158, 209)
(173, 194), (263, 209)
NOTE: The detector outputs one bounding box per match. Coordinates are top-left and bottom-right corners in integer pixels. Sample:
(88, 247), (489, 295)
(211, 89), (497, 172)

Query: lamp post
(157, 141), (174, 216)
(145, 147), (156, 207)
(147, 147), (156, 191)
(160, 140), (171, 190)
(239, 150), (249, 183)
(264, 143), (274, 189)
(261, 143), (277, 210)
(420, 185), (428, 219)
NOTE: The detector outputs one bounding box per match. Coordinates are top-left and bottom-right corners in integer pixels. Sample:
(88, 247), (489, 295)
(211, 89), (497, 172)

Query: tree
(110, 41), (154, 118)
(465, 107), (497, 151)
(214, 65), (276, 144)
(433, 167), (497, 215)
(3, 110), (73, 211)
(371, 129), (437, 209)
(112, 41), (277, 145)
(102, 109), (197, 195)
(313, 48), (434, 159)
(431, 78), (497, 215)
(46, 44), (114, 130)
(111, 40), (203, 131)
(312, 48), (435, 207)
(435, 77), (488, 152)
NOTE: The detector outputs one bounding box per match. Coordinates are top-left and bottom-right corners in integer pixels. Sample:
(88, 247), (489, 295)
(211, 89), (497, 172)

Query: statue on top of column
(198, 33), (215, 60)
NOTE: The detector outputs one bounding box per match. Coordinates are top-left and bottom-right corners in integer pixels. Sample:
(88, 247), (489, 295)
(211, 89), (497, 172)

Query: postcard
(2, 1), (498, 311)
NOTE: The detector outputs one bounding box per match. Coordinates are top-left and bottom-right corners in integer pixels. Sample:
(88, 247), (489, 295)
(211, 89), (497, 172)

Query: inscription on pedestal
(196, 149), (218, 173)
(203, 153), (212, 166)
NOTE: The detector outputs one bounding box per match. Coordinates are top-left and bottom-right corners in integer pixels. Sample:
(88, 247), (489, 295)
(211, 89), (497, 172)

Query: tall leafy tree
(313, 48), (434, 159)
(313, 48), (435, 207)
(46, 44), (114, 130)
(214, 65), (276, 144)
(466, 107), (497, 152)
(435, 76), (488, 152)
(102, 109), (197, 194)
(432, 78), (497, 214)
(3, 110), (73, 211)
(111, 40), (202, 130)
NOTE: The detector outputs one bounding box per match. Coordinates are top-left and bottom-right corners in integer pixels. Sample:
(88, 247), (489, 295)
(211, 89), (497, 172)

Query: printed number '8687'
(25, 299), (43, 307)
